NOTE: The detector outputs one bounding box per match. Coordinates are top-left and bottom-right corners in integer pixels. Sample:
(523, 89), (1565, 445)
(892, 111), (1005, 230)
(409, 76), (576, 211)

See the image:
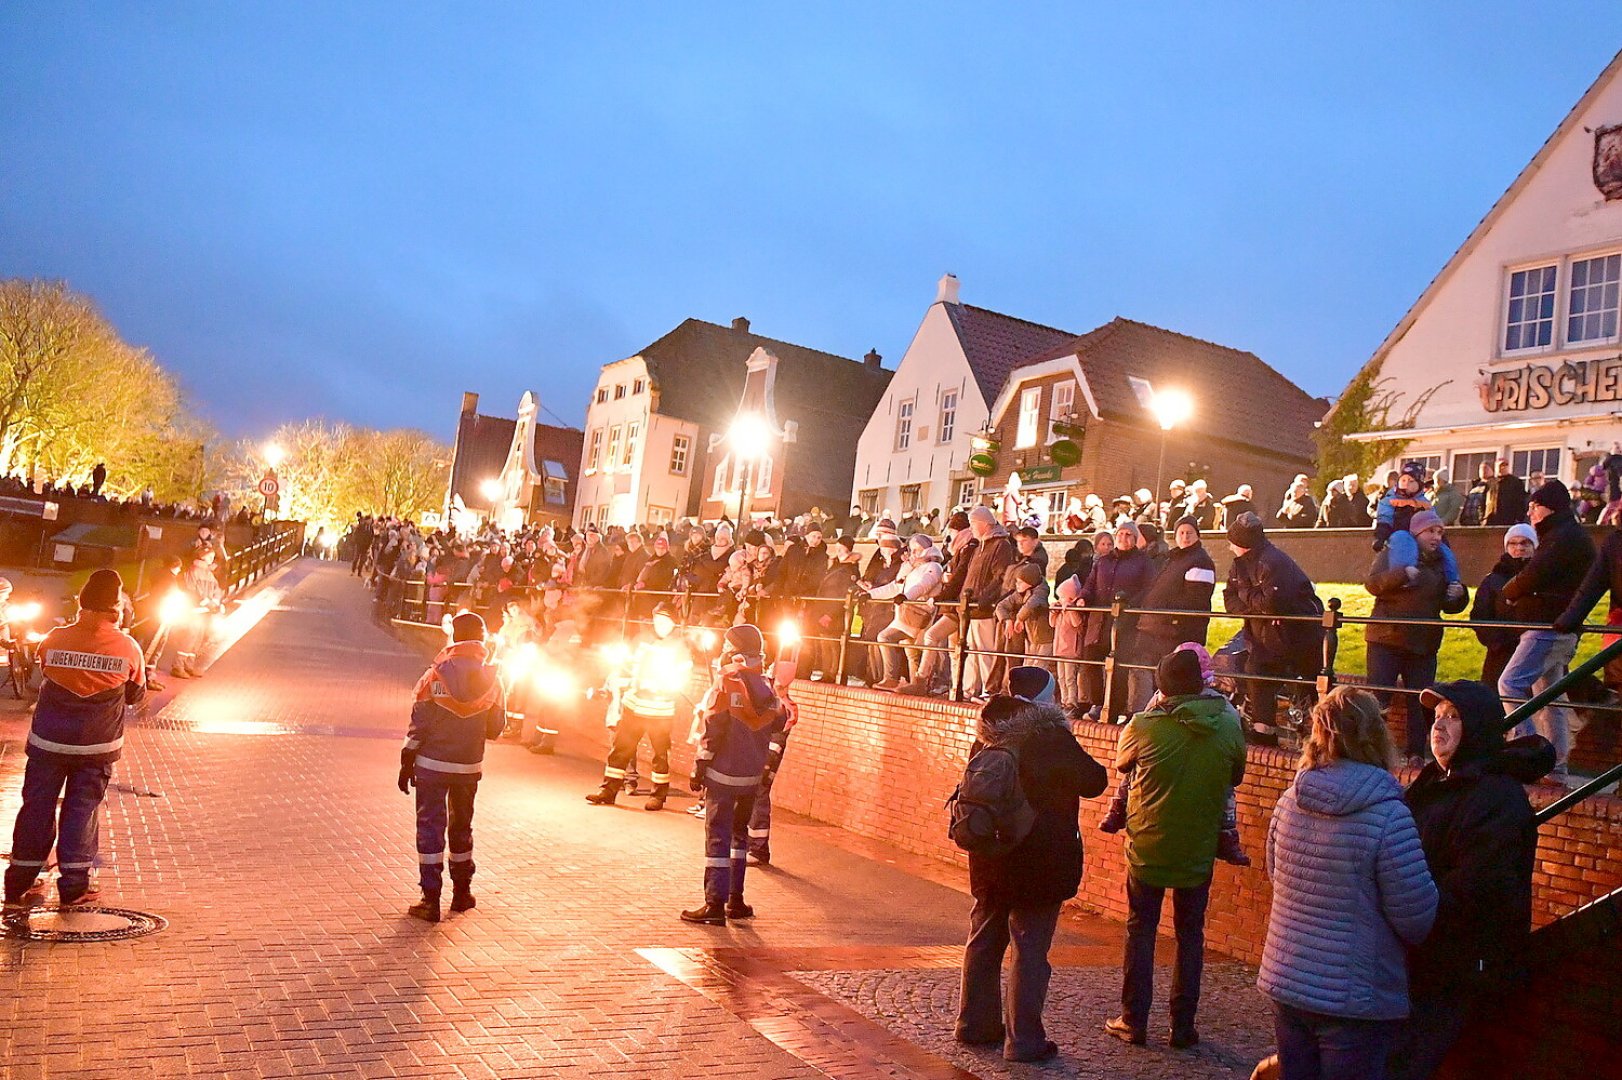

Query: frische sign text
(1479, 355), (1622, 413)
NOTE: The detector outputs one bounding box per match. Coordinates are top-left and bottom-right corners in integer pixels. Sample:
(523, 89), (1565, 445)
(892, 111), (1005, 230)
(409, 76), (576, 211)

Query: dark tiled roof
(944, 303), (1079, 405)
(638, 318), (893, 512)
(531, 422), (583, 510)
(1020, 318), (1328, 462)
(448, 412), (516, 512)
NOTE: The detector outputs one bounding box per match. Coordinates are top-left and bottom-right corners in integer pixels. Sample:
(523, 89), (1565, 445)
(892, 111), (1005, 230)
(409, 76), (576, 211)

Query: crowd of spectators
(0, 465), (253, 523)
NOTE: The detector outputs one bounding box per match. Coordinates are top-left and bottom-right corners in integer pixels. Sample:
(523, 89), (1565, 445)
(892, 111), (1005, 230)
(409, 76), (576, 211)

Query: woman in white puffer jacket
(869, 535), (945, 689)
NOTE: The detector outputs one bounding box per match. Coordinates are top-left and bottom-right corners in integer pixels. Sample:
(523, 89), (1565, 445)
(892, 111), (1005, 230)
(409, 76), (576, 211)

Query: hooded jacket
(1500, 510), (1594, 624)
(1134, 541), (1217, 646)
(1364, 543), (1469, 655)
(1114, 691), (1247, 888)
(406, 640), (506, 782)
(1403, 682), (1555, 994)
(1054, 544), (1094, 591)
(867, 548), (945, 633)
(694, 659), (788, 789)
(968, 700), (1108, 906)
(960, 525), (1017, 619)
(1051, 575), (1086, 656)
(1260, 760), (1438, 1020)
(1224, 539), (1322, 666)
(30, 611), (146, 766)
(1555, 528), (1622, 634)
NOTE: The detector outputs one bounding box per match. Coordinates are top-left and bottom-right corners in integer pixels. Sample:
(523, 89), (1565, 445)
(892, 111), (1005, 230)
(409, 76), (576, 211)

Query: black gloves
(1371, 537), (1386, 552)
(398, 748), (416, 794)
(690, 762), (707, 793)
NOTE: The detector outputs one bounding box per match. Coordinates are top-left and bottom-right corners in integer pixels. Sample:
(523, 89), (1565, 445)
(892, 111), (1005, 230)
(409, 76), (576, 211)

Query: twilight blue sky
(2, 4), (1618, 441)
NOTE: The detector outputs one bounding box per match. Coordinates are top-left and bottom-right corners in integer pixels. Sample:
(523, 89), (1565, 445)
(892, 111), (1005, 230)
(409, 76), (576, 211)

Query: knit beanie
(1015, 562), (1044, 588)
(1407, 510), (1444, 535)
(1504, 522), (1538, 550)
(1528, 479), (1572, 514)
(1174, 514), (1200, 535)
(1173, 641), (1215, 687)
(451, 611), (486, 642)
(1226, 511), (1265, 549)
(1007, 666), (1056, 704)
(724, 624), (765, 659)
(79, 568), (123, 613)
(1157, 647), (1205, 698)
(743, 529), (768, 548)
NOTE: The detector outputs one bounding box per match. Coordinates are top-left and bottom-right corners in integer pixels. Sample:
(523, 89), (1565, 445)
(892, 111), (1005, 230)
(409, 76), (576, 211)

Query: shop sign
(1049, 439), (1081, 467)
(967, 452), (996, 477)
(1019, 464), (1063, 483)
(1480, 354), (1622, 413)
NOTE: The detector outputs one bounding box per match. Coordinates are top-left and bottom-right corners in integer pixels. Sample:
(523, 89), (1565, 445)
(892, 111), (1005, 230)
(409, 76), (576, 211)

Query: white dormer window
(632, 378), (645, 395)
(586, 428), (602, 472)
(1049, 381), (1076, 441)
(1015, 386), (1042, 449)
(1127, 376), (1156, 411)
(596, 387), (609, 404)
(614, 384), (627, 400)
(1504, 265), (1558, 352)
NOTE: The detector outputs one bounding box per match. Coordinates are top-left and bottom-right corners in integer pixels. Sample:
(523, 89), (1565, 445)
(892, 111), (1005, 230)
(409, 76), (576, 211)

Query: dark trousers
(1273, 999), (1399, 1080)
(957, 897), (1062, 1059)
(701, 785), (757, 905)
(4, 756), (112, 903)
(604, 709), (672, 787)
(1244, 652), (1295, 734)
(1366, 643), (1438, 757)
(1080, 640), (1109, 707)
(747, 782), (773, 858)
(415, 775), (477, 897)
(1386, 984), (1480, 1080)
(1122, 872), (1211, 1033)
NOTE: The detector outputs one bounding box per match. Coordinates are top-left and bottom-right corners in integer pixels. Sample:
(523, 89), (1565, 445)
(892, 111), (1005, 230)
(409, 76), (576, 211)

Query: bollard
(835, 590), (855, 686)
(1317, 597), (1342, 697)
(1102, 594), (1126, 722)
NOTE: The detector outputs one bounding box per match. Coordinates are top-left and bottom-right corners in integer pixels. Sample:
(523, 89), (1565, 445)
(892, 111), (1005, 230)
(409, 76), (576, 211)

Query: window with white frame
(1511, 447), (1561, 481)
(1044, 490), (1069, 534)
(900, 484), (923, 513)
(670, 434), (690, 475)
(1016, 386), (1042, 448)
(580, 505), (595, 527)
(755, 453), (772, 494)
(595, 387), (608, 404)
(1567, 253), (1621, 345)
(605, 425), (622, 470)
(938, 389), (958, 444)
(541, 460), (568, 506)
(586, 428), (602, 472)
(1049, 381), (1076, 440)
(858, 489), (880, 516)
(623, 421), (640, 466)
(1399, 455), (1442, 480)
(895, 397), (915, 451)
(614, 384), (627, 400)
(955, 477), (979, 508)
(647, 505), (674, 526)
(1452, 451), (1497, 485)
(1504, 265), (1558, 352)
(712, 457), (728, 497)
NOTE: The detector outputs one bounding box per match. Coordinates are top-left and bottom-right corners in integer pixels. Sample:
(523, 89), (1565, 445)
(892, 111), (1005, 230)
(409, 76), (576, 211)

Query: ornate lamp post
(1151, 389), (1193, 524)
(725, 413), (772, 526)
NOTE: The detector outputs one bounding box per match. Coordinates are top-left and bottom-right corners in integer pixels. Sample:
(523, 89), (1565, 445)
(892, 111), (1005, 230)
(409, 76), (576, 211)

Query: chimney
(732, 316), (751, 333)
(461, 391), (479, 415)
(863, 349), (882, 370)
(935, 273), (960, 305)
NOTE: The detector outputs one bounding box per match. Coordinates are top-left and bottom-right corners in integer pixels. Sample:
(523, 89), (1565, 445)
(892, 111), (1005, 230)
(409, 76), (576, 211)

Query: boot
(584, 780), (619, 806)
(449, 886), (476, 912)
(680, 901), (727, 926)
(724, 896), (754, 919)
(408, 893), (441, 922)
(1099, 798), (1127, 834)
(169, 657), (195, 679)
(644, 783), (668, 812)
(1216, 828), (1251, 867)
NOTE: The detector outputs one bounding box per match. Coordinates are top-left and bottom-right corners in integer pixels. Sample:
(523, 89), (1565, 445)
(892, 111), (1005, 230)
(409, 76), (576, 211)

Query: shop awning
(1343, 411), (1622, 442)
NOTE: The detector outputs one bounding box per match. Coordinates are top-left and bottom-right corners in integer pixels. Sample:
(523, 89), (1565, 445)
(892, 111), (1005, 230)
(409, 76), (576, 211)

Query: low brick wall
(760, 682), (1622, 965)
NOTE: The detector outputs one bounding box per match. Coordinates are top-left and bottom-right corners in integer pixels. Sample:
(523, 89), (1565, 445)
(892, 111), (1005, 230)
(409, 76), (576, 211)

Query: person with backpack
(954, 667), (1108, 1063)
(1106, 648), (1247, 1050)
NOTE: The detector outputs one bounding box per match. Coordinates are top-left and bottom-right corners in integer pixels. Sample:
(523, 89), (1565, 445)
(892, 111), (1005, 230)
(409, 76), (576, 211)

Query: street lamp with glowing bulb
(480, 477), (503, 503)
(262, 442), (287, 469)
(1150, 389), (1194, 526)
(727, 413), (772, 525)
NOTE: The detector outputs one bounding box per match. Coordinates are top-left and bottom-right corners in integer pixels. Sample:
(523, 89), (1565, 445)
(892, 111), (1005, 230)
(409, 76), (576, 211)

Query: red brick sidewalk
(0, 561), (1268, 1079)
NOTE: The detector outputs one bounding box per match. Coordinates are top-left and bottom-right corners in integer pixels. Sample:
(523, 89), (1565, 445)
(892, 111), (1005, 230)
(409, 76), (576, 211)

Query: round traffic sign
(258, 477), (280, 497)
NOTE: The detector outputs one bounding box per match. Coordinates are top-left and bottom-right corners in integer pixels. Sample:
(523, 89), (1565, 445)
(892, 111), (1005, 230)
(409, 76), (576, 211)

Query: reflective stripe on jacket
(31, 611), (145, 766)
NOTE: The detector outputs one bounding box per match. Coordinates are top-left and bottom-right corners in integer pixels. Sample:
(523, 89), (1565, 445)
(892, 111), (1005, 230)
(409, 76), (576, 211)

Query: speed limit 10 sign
(258, 476), (280, 497)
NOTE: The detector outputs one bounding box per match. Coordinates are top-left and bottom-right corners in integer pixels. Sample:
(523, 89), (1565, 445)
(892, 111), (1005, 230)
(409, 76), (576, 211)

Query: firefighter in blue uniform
(585, 603), (692, 811)
(4, 569), (145, 912)
(680, 624), (788, 925)
(400, 611), (505, 923)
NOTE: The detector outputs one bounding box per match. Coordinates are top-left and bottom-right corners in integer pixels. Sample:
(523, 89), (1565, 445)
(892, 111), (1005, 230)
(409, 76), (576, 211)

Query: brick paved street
(0, 561), (1270, 1079)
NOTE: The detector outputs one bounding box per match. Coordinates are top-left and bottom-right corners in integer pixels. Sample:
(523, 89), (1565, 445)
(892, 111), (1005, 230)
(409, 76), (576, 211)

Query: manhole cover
(1, 906), (167, 942)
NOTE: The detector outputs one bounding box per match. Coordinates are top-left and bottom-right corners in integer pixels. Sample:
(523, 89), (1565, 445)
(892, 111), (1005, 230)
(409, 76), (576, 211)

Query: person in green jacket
(1105, 647), (1247, 1050)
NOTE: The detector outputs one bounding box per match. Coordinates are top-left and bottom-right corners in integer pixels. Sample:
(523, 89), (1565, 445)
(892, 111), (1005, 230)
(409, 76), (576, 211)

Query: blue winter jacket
(405, 640), (505, 783)
(1259, 759), (1438, 1021)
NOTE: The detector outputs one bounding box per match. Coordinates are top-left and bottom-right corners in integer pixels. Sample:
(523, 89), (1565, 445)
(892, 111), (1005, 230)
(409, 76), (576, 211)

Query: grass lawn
(1207, 583), (1603, 685)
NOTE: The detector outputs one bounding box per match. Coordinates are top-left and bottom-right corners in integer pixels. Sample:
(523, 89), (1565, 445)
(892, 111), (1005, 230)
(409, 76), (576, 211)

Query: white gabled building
(1343, 48), (1622, 487)
(851, 275), (1075, 518)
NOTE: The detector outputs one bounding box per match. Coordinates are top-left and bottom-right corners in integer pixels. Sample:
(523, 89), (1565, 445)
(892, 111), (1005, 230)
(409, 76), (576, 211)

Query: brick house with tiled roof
(445, 393), (517, 519)
(852, 274), (1077, 518)
(445, 391), (582, 529)
(980, 318), (1326, 528)
(573, 317), (891, 528)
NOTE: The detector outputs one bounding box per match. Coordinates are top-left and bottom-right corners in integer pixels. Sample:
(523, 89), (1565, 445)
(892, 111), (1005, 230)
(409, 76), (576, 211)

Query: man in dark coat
(956, 670), (1107, 1062)
(960, 507), (1018, 698)
(1076, 522), (1156, 721)
(1391, 680), (1555, 1080)
(1365, 511), (1469, 765)
(1129, 516), (1217, 711)
(1485, 459), (1528, 526)
(776, 526), (830, 612)
(808, 537), (863, 678)
(1497, 481), (1594, 780)
(1223, 512), (1321, 744)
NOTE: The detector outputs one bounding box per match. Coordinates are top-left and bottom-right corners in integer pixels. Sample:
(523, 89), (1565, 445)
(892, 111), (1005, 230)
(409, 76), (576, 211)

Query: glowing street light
(479, 477), (503, 503)
(262, 442), (287, 468)
(1150, 388), (1194, 526)
(727, 412), (773, 526)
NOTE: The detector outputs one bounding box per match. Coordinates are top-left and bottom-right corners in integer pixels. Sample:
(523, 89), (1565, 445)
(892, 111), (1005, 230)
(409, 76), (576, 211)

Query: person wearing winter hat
(682, 623), (789, 925)
(1497, 478), (1595, 781)
(1223, 512), (1322, 744)
(1106, 644), (1247, 1048)
(4, 569), (145, 913)
(1470, 525), (1537, 686)
(1388, 681), (1554, 1080)
(1365, 509), (1469, 766)
(957, 679), (1107, 1062)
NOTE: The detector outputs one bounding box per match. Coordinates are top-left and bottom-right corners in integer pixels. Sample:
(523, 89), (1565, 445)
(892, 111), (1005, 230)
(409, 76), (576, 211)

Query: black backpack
(947, 745), (1037, 855)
